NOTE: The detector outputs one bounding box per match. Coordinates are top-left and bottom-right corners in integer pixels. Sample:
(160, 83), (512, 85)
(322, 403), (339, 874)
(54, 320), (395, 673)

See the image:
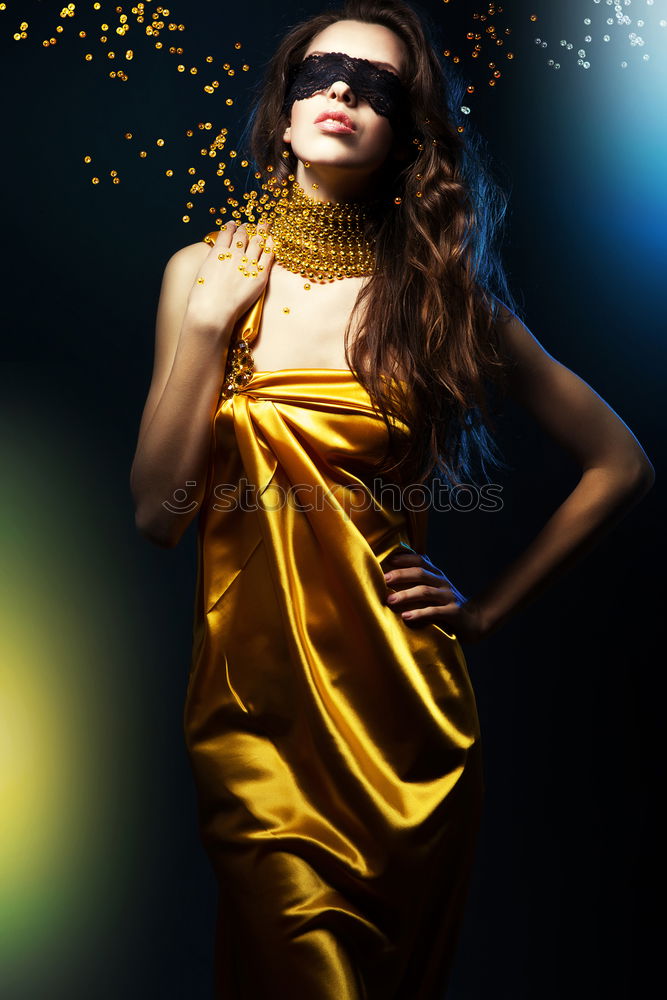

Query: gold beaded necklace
(261, 178), (377, 283)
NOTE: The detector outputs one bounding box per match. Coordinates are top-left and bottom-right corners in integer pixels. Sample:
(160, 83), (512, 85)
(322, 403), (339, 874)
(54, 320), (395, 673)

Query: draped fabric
(183, 285), (484, 999)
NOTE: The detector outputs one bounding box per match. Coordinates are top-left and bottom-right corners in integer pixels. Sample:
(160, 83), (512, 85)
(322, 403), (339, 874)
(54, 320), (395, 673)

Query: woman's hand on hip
(186, 221), (275, 332)
(382, 550), (487, 644)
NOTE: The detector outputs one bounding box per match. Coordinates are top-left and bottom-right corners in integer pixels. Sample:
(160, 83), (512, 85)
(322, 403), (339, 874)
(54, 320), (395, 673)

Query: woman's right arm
(130, 222), (274, 548)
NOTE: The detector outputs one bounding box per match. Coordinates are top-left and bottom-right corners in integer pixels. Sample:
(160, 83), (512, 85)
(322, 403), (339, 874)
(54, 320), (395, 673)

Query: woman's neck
(292, 161), (380, 206)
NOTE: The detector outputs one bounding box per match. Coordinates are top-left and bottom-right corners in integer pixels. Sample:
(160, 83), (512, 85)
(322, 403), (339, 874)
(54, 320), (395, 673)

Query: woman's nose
(326, 79), (357, 102)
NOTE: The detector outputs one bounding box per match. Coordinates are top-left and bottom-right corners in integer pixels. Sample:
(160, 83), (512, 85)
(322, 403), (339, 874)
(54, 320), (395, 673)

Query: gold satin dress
(183, 278), (484, 999)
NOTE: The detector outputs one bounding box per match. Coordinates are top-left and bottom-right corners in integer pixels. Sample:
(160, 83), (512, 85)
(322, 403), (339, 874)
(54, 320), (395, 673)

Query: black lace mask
(282, 51), (411, 132)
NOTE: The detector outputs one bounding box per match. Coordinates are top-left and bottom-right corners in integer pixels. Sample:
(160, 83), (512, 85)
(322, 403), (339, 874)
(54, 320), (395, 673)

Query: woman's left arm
(383, 304), (655, 641)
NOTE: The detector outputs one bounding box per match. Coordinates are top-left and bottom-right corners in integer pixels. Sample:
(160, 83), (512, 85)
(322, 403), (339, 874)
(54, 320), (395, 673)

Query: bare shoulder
(485, 293), (655, 480)
(486, 293), (560, 387)
(165, 235), (216, 275)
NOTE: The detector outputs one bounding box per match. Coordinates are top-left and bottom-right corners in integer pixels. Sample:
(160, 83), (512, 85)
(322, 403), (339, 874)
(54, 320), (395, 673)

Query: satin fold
(184, 285), (484, 999)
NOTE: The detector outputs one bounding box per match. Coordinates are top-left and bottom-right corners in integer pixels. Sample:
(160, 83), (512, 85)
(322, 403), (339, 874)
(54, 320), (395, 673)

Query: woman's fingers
(386, 584), (452, 609)
(231, 223), (249, 252)
(381, 552), (461, 620)
(219, 220), (239, 246)
(240, 226), (275, 277)
(384, 565), (443, 588)
(249, 225), (275, 259)
(212, 220), (274, 260)
(382, 552), (428, 574)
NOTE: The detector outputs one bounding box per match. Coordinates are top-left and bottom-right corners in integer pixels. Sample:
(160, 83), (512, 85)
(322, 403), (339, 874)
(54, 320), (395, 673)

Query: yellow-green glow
(0, 417), (147, 979)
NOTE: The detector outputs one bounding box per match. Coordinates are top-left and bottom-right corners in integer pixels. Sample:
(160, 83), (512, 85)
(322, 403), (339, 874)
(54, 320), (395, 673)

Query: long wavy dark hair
(238, 0), (521, 486)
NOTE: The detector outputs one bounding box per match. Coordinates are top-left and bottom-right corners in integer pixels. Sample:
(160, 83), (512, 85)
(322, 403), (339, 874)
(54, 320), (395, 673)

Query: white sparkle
(531, 0), (660, 73)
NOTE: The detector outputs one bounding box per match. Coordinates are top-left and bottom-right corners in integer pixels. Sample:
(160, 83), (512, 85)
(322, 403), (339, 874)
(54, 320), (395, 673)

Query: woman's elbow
(583, 450), (655, 503)
(615, 452), (656, 499)
(632, 456), (656, 495)
(131, 469), (187, 548)
(133, 505), (187, 549)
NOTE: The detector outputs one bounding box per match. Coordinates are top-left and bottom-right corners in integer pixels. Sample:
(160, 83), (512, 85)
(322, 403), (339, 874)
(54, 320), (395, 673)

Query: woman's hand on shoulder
(382, 551), (488, 644)
(185, 221), (276, 332)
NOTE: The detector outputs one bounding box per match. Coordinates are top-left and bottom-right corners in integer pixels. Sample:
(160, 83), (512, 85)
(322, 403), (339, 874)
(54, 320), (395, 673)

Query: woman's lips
(315, 118), (355, 134)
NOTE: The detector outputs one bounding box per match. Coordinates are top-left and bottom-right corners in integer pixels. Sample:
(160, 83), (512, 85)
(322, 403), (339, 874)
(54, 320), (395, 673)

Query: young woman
(130, 1), (654, 996)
